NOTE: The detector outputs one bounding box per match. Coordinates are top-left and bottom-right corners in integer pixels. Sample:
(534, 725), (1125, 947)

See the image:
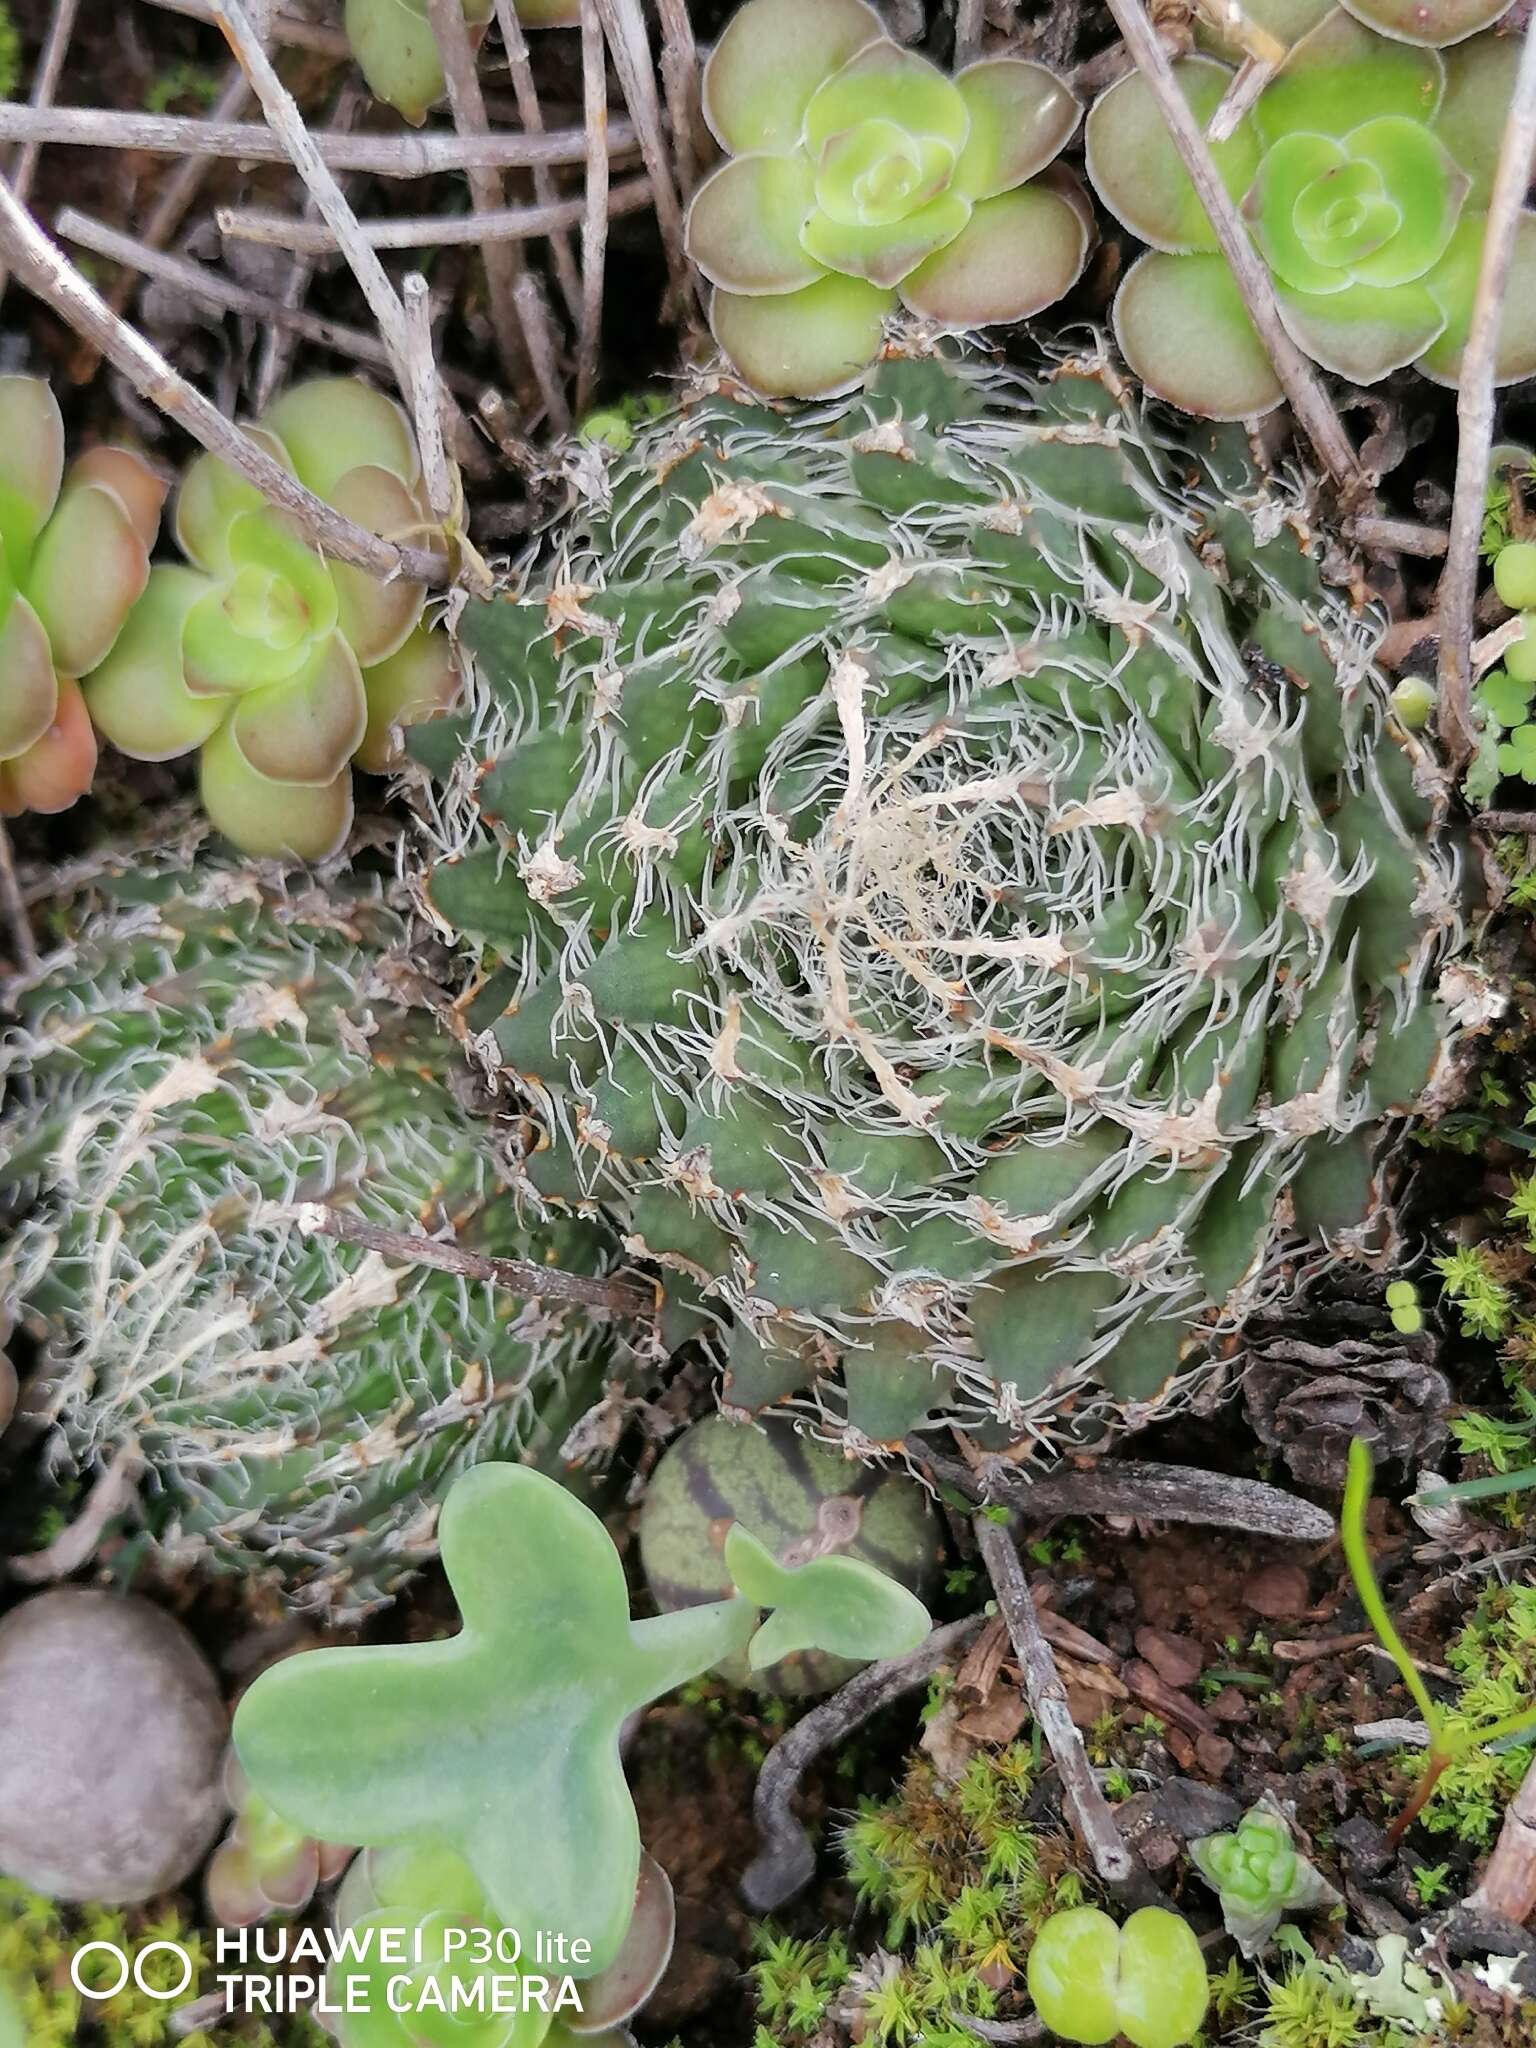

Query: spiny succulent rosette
(689, 0), (1090, 398)
(84, 378), (457, 861)
(0, 857), (613, 1616)
(1086, 2), (1535, 418)
(410, 341), (1474, 1454)
(0, 376), (164, 817)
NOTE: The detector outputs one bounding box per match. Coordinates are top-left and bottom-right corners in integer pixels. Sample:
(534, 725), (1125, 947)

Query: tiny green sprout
(690, 0), (1088, 397)
(1389, 676), (1434, 730)
(1189, 1803), (1341, 1956)
(1026, 1905), (1208, 2048)
(1342, 1436), (1536, 1846)
(1496, 541), (1536, 611)
(580, 409), (638, 453)
(234, 1462), (928, 1985)
(1385, 1280), (1423, 1335)
(1410, 1860), (1451, 1905)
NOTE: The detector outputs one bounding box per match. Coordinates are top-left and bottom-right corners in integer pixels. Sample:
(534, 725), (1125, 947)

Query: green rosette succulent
(205, 1752), (353, 1927)
(346, 0), (576, 124)
(1189, 1802), (1341, 1956)
(688, 0), (1089, 397)
(0, 379), (164, 818)
(1087, 6), (1536, 417)
(84, 378), (457, 862)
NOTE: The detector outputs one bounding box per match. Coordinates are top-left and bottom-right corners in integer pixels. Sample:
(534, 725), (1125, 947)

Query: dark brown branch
(295, 1205), (657, 1318)
(741, 1614), (986, 1911)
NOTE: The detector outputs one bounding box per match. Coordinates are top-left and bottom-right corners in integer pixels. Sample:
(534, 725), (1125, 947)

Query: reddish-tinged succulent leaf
(899, 180), (1091, 327)
(1085, 59), (1261, 255)
(564, 1853), (675, 2033)
(801, 187), (971, 287)
(0, 377), (64, 582)
(231, 633), (368, 787)
(28, 482), (150, 678)
(952, 58), (1081, 201)
(68, 446), (168, 552)
(0, 673), (96, 815)
(358, 624), (459, 773)
(176, 430), (294, 574)
(1254, 8), (1444, 147)
(1114, 250), (1285, 420)
(205, 1837), (270, 1928)
(84, 566), (229, 761)
(1341, 0), (1505, 46)
(261, 376), (419, 497)
(327, 465), (428, 665)
(702, 0), (883, 155)
(1418, 208), (1536, 386)
(686, 154), (823, 294)
(199, 717), (353, 859)
(711, 273), (895, 398)
(1277, 276), (1446, 380)
(1436, 31), (1521, 210)
(803, 42), (970, 157)
(0, 592), (58, 763)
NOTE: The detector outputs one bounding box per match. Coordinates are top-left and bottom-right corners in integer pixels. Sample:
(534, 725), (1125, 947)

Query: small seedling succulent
(1086, 7), (1535, 416)
(232, 1460), (929, 1985)
(346, 0), (576, 124)
(1025, 1905), (1209, 2048)
(1385, 1280), (1422, 1334)
(1343, 1436), (1536, 1844)
(1189, 1801), (1340, 1956)
(205, 1753), (352, 1927)
(0, 378), (163, 817)
(83, 378), (456, 859)
(688, 0), (1088, 397)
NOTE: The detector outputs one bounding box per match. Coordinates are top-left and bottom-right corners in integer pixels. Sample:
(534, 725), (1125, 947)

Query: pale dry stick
(297, 1206), (656, 1316)
(0, 818), (39, 978)
(975, 1513), (1146, 1895)
(577, 0), (611, 413)
(426, 0), (535, 401)
(492, 0), (583, 321)
(1437, 23), (1536, 768)
(1469, 1755), (1536, 1924)
(514, 268), (572, 432)
(1103, 0), (1365, 496)
(0, 0), (82, 303)
(594, 0), (691, 309)
(217, 176), (654, 252)
(954, 0), (986, 68)
(402, 273), (456, 525)
(1348, 513), (1450, 559)
(0, 173), (447, 582)
(654, 0), (706, 199)
(1208, 55), (1274, 143)
(210, 0), (414, 399)
(0, 105), (634, 173)
(142, 0), (350, 57)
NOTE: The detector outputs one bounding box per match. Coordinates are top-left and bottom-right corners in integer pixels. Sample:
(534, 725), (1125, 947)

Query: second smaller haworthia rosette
(0, 855), (615, 1616)
(345, 0), (578, 126)
(84, 379), (457, 861)
(0, 378), (164, 818)
(1086, 4), (1535, 417)
(689, 0), (1089, 397)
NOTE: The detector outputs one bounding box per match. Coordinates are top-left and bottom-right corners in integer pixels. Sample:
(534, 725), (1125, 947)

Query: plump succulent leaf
(1026, 1905), (1209, 2048)
(344, 0), (495, 124)
(1341, 0), (1507, 45)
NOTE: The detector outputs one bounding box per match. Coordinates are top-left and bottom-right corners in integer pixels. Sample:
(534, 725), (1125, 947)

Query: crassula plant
(205, 1752), (352, 1928)
(689, 0), (1088, 397)
(1189, 1800), (1340, 1956)
(0, 377), (163, 817)
(1086, 4), (1535, 417)
(232, 1459), (929, 2023)
(1025, 1905), (1209, 2048)
(83, 378), (456, 860)
(346, 0), (576, 125)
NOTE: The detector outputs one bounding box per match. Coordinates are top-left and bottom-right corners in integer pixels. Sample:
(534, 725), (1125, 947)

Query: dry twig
(594, 0), (690, 307)
(0, 172), (446, 582)
(143, 0), (351, 56)
(0, 0), (81, 304)
(975, 1514), (1144, 1894)
(1470, 1756), (1536, 1925)
(492, 0), (583, 320)
(954, 0), (986, 68)
(217, 177), (653, 252)
(654, 0), (706, 201)
(296, 1206), (656, 1317)
(402, 273), (457, 525)
(741, 1614), (986, 1911)
(1103, 0), (1363, 496)
(1437, 25), (1536, 767)
(8, 1444), (143, 1582)
(1348, 515), (1450, 560)
(578, 0), (611, 413)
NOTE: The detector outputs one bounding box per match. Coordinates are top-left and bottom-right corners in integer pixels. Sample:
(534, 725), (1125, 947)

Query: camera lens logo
(70, 1941), (195, 2001)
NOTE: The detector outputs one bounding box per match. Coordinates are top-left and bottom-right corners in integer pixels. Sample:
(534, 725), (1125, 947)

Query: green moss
(0, 6), (18, 103)
(1403, 1578), (1536, 1844)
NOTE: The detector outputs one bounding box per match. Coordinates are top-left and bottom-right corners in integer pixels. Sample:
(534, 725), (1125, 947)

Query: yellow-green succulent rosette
(1087, 3), (1536, 417)
(689, 0), (1089, 398)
